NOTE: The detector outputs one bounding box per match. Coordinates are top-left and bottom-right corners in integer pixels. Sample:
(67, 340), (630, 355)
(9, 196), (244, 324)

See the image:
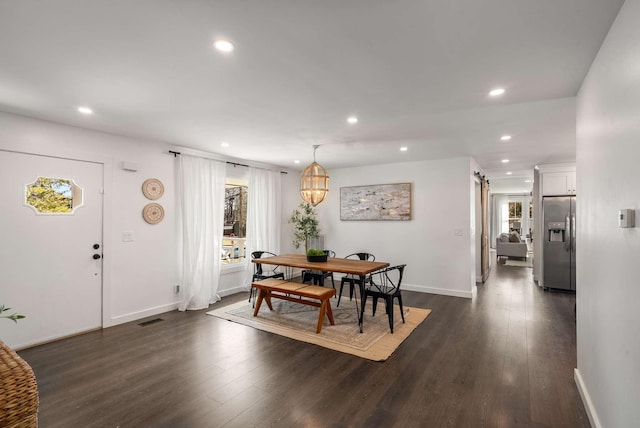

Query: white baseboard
(218, 285), (248, 297)
(13, 326), (102, 351)
(107, 302), (180, 327)
(108, 284), (251, 328)
(403, 283), (475, 299)
(575, 368), (601, 428)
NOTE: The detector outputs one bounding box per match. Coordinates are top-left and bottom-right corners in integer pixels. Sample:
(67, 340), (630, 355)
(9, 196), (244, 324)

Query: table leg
(357, 274), (366, 333)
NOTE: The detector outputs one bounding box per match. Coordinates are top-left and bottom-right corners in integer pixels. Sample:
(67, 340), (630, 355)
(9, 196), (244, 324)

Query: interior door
(0, 150), (103, 349)
(480, 178), (490, 282)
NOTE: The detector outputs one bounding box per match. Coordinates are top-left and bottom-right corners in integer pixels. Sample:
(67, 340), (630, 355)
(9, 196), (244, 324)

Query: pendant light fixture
(300, 145), (329, 206)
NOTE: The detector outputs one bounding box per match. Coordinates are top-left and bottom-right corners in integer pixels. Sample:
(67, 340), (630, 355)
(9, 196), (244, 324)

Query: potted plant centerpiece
(289, 202), (321, 252)
(306, 248), (328, 262)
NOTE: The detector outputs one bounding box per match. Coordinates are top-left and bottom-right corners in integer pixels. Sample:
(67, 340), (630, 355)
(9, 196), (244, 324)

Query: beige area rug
(207, 298), (431, 361)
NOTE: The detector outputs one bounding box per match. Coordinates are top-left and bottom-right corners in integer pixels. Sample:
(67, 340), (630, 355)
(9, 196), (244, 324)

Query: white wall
(0, 111), (180, 326)
(281, 170), (304, 254)
(291, 157), (479, 299)
(0, 112), (301, 323)
(575, 1), (640, 427)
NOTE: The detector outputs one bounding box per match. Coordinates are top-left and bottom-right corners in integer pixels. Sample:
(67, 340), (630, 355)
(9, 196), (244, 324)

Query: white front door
(0, 150), (103, 349)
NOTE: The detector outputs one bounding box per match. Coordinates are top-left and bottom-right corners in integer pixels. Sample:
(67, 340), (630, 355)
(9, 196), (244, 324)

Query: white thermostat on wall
(618, 209), (635, 228)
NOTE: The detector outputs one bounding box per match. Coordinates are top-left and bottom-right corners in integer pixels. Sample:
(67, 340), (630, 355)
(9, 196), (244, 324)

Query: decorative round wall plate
(143, 203), (164, 224)
(142, 178), (164, 200)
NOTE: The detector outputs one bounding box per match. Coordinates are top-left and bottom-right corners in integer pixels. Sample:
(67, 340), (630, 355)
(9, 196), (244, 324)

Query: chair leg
(387, 296), (394, 333)
(360, 294), (367, 327)
(250, 286), (257, 308)
(337, 278), (347, 307)
(329, 273), (336, 296)
(372, 296), (378, 316)
(249, 275), (257, 303)
(397, 294), (405, 323)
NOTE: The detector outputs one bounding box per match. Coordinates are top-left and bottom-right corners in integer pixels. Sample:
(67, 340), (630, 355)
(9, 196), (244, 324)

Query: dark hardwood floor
(19, 263), (588, 427)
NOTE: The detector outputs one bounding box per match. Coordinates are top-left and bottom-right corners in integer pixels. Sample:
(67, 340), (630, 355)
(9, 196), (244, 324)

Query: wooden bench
(252, 278), (336, 333)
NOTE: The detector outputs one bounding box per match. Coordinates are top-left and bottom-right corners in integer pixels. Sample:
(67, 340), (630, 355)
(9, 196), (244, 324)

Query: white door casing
(0, 150), (104, 349)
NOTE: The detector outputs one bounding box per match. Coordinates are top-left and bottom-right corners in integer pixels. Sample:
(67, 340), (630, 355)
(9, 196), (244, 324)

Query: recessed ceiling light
(501, 159), (509, 163)
(489, 88), (506, 97)
(524, 179), (532, 183)
(400, 147), (408, 152)
(294, 160), (300, 164)
(500, 135), (512, 141)
(77, 106), (93, 115)
(220, 141), (230, 148)
(214, 39), (234, 53)
(506, 172), (513, 175)
(347, 116), (358, 124)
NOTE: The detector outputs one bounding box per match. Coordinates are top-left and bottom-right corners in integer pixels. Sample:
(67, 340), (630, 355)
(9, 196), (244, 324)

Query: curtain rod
(168, 150), (288, 174)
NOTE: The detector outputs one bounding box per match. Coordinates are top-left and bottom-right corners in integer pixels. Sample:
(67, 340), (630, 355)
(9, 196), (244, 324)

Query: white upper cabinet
(542, 171), (576, 196)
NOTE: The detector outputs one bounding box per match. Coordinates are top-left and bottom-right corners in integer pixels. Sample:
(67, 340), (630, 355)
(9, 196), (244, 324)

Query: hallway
(473, 260), (582, 426)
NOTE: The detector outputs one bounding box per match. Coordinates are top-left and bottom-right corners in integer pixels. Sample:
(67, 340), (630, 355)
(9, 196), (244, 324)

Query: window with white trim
(222, 168), (248, 266)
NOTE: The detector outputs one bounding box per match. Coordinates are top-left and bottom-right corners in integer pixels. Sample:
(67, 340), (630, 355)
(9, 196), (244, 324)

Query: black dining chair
(361, 264), (406, 333)
(301, 250), (336, 290)
(337, 252), (375, 307)
(250, 251), (285, 305)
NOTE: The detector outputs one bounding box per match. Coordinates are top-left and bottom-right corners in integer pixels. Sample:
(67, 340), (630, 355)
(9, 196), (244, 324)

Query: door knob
(93, 254), (101, 260)
(93, 244), (100, 249)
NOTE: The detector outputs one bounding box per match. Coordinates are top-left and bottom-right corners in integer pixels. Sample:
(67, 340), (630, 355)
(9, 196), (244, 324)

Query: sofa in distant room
(496, 232), (528, 259)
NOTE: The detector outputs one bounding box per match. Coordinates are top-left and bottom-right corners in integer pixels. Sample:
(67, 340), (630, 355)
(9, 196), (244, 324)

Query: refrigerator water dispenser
(547, 221), (566, 242)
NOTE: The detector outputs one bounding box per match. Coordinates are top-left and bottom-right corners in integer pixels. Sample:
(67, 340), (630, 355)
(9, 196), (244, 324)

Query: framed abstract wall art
(340, 183), (412, 221)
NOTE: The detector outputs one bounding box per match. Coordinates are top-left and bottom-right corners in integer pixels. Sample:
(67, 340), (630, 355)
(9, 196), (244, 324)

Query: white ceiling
(0, 0), (624, 185)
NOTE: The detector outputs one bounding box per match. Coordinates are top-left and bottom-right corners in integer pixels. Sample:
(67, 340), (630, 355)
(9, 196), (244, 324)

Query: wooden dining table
(252, 253), (389, 332)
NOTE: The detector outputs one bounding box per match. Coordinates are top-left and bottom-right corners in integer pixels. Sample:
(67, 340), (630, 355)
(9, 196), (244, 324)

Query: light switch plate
(122, 231), (135, 242)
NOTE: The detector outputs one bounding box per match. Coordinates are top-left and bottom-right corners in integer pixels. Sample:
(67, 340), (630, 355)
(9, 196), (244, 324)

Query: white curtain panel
(176, 155), (226, 310)
(244, 168), (282, 287)
(490, 194), (509, 248)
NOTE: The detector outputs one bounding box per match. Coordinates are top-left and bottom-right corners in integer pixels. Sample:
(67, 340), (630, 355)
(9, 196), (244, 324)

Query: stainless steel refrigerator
(542, 196), (576, 291)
